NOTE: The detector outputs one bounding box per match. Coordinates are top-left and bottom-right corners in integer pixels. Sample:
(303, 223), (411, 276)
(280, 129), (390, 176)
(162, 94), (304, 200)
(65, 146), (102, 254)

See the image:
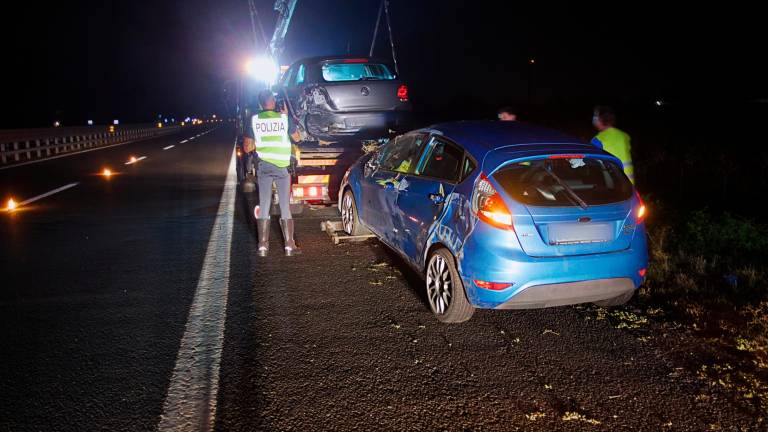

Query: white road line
(163, 145), (175, 150)
(180, 140), (188, 143)
(16, 182), (79, 207)
(158, 149), (236, 432)
(124, 156), (147, 165)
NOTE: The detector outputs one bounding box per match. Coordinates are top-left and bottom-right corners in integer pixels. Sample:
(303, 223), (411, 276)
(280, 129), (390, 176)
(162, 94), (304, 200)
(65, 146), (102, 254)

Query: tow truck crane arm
(269, 0), (299, 59)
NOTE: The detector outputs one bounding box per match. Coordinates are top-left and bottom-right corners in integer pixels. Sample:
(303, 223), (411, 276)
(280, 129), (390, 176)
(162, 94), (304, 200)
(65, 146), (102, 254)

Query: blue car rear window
(494, 157), (633, 206)
(321, 62), (395, 82)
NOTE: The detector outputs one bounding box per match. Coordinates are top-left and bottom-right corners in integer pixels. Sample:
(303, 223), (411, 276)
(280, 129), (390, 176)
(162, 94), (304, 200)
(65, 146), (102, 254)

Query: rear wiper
(539, 166), (589, 210)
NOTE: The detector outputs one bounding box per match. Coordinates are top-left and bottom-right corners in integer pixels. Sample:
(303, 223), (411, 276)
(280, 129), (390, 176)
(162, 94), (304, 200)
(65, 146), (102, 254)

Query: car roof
(417, 120), (613, 171)
(291, 55), (392, 66)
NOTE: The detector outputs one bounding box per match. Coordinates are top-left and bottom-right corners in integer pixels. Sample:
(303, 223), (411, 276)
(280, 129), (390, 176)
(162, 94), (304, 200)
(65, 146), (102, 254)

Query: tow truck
(236, 0), (408, 214)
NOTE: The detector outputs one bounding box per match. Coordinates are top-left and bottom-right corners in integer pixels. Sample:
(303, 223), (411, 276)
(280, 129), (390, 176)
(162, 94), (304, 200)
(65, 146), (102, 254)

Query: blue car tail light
(635, 192), (648, 224)
(471, 173), (514, 230)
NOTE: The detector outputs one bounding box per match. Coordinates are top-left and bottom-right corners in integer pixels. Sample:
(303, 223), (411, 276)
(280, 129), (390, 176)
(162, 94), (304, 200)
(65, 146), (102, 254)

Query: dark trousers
(256, 160), (292, 220)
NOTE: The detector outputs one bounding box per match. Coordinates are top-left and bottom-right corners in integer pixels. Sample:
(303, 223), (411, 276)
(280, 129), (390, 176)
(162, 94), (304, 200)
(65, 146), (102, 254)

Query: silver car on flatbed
(277, 56), (412, 142)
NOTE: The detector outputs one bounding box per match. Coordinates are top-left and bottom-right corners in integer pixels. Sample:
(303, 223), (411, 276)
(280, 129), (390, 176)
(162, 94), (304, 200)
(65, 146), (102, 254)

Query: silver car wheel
(341, 193), (354, 234)
(426, 254), (453, 315)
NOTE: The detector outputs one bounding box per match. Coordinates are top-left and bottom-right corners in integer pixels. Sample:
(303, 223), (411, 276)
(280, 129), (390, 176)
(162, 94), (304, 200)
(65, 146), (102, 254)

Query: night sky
(2, 1), (765, 129)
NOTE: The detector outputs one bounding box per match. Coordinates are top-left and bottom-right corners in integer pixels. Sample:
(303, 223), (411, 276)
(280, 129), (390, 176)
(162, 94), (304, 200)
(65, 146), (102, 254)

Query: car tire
(593, 290), (635, 307)
(426, 248), (474, 323)
(341, 190), (369, 236)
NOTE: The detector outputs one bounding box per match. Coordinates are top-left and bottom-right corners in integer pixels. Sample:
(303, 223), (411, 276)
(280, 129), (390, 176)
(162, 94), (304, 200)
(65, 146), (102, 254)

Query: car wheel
(341, 190), (369, 236)
(426, 249), (474, 323)
(593, 290), (635, 307)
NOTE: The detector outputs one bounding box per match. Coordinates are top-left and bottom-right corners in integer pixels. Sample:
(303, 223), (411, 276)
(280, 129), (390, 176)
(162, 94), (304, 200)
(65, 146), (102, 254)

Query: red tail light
(472, 173), (513, 230)
(548, 154), (584, 159)
(474, 280), (513, 291)
(397, 84), (409, 102)
(638, 268), (647, 277)
(635, 192), (647, 224)
(341, 58), (369, 63)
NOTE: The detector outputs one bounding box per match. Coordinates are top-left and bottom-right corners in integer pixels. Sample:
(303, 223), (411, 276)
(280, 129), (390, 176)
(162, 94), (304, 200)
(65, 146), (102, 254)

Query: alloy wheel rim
(426, 254), (452, 315)
(342, 194), (354, 234)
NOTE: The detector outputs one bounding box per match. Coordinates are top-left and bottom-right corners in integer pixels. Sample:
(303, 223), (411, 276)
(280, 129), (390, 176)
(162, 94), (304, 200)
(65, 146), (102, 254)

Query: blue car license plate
(548, 222), (613, 245)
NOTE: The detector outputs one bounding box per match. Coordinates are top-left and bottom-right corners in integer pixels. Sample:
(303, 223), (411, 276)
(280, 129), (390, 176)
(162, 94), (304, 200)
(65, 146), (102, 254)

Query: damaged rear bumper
(305, 110), (412, 140)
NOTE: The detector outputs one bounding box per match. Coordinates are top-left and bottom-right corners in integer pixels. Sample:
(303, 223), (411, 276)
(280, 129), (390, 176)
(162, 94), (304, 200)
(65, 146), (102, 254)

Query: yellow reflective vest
(252, 110), (291, 168)
(591, 127), (634, 182)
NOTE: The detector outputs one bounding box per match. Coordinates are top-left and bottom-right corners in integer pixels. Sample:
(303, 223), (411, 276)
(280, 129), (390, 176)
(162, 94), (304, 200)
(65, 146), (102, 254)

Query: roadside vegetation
(597, 203), (768, 421)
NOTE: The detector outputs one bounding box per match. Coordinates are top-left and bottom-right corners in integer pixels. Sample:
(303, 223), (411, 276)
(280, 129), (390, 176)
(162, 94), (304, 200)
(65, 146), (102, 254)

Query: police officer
(591, 106), (634, 183)
(250, 90), (302, 257)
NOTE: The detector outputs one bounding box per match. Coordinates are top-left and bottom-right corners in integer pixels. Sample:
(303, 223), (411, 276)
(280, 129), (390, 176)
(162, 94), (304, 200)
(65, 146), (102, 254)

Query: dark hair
(257, 90), (275, 109)
(593, 106), (616, 126)
(497, 105), (516, 115)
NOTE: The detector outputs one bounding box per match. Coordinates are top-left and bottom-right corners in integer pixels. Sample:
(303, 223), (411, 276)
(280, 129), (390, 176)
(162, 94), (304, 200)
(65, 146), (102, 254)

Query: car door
(394, 136), (465, 264)
(359, 133), (428, 245)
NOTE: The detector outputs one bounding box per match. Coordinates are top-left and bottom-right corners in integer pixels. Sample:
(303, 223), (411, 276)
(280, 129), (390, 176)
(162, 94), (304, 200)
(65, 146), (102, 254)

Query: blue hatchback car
(339, 121), (648, 323)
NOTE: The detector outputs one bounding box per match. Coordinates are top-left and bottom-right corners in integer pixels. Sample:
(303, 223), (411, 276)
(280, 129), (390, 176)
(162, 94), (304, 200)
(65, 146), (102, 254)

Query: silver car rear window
(321, 62), (395, 82)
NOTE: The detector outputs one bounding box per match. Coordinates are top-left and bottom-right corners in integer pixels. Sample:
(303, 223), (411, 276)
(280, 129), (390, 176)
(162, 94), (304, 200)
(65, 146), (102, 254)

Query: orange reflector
(474, 280), (513, 290)
(298, 159), (338, 167)
(298, 175), (330, 184)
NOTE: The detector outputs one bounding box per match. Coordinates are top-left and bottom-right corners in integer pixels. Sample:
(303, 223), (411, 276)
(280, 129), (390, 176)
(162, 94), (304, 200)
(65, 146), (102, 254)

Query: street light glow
(102, 168), (112, 177)
(6, 198), (17, 211)
(244, 57), (280, 85)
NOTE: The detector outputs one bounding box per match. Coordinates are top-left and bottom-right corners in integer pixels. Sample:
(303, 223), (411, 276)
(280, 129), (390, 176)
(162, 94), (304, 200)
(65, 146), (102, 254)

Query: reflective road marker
(157, 149), (236, 431)
(125, 156), (147, 165)
(4, 183), (80, 211)
(163, 145), (175, 150)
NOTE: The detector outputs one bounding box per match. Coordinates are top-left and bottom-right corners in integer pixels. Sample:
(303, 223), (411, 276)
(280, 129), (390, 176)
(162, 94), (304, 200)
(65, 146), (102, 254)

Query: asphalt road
(0, 125), (759, 431)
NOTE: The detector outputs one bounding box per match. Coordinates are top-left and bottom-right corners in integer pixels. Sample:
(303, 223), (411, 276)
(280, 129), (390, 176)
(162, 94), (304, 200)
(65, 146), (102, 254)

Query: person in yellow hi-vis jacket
(591, 106), (634, 183)
(244, 90), (302, 257)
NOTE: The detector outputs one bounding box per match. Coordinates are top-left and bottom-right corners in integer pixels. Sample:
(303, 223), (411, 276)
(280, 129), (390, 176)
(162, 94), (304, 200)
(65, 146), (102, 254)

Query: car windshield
(493, 157), (633, 206)
(321, 62), (395, 82)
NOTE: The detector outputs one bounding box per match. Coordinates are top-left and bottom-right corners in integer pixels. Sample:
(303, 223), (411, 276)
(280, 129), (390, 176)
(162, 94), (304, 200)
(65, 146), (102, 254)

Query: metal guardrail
(0, 124), (182, 166)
